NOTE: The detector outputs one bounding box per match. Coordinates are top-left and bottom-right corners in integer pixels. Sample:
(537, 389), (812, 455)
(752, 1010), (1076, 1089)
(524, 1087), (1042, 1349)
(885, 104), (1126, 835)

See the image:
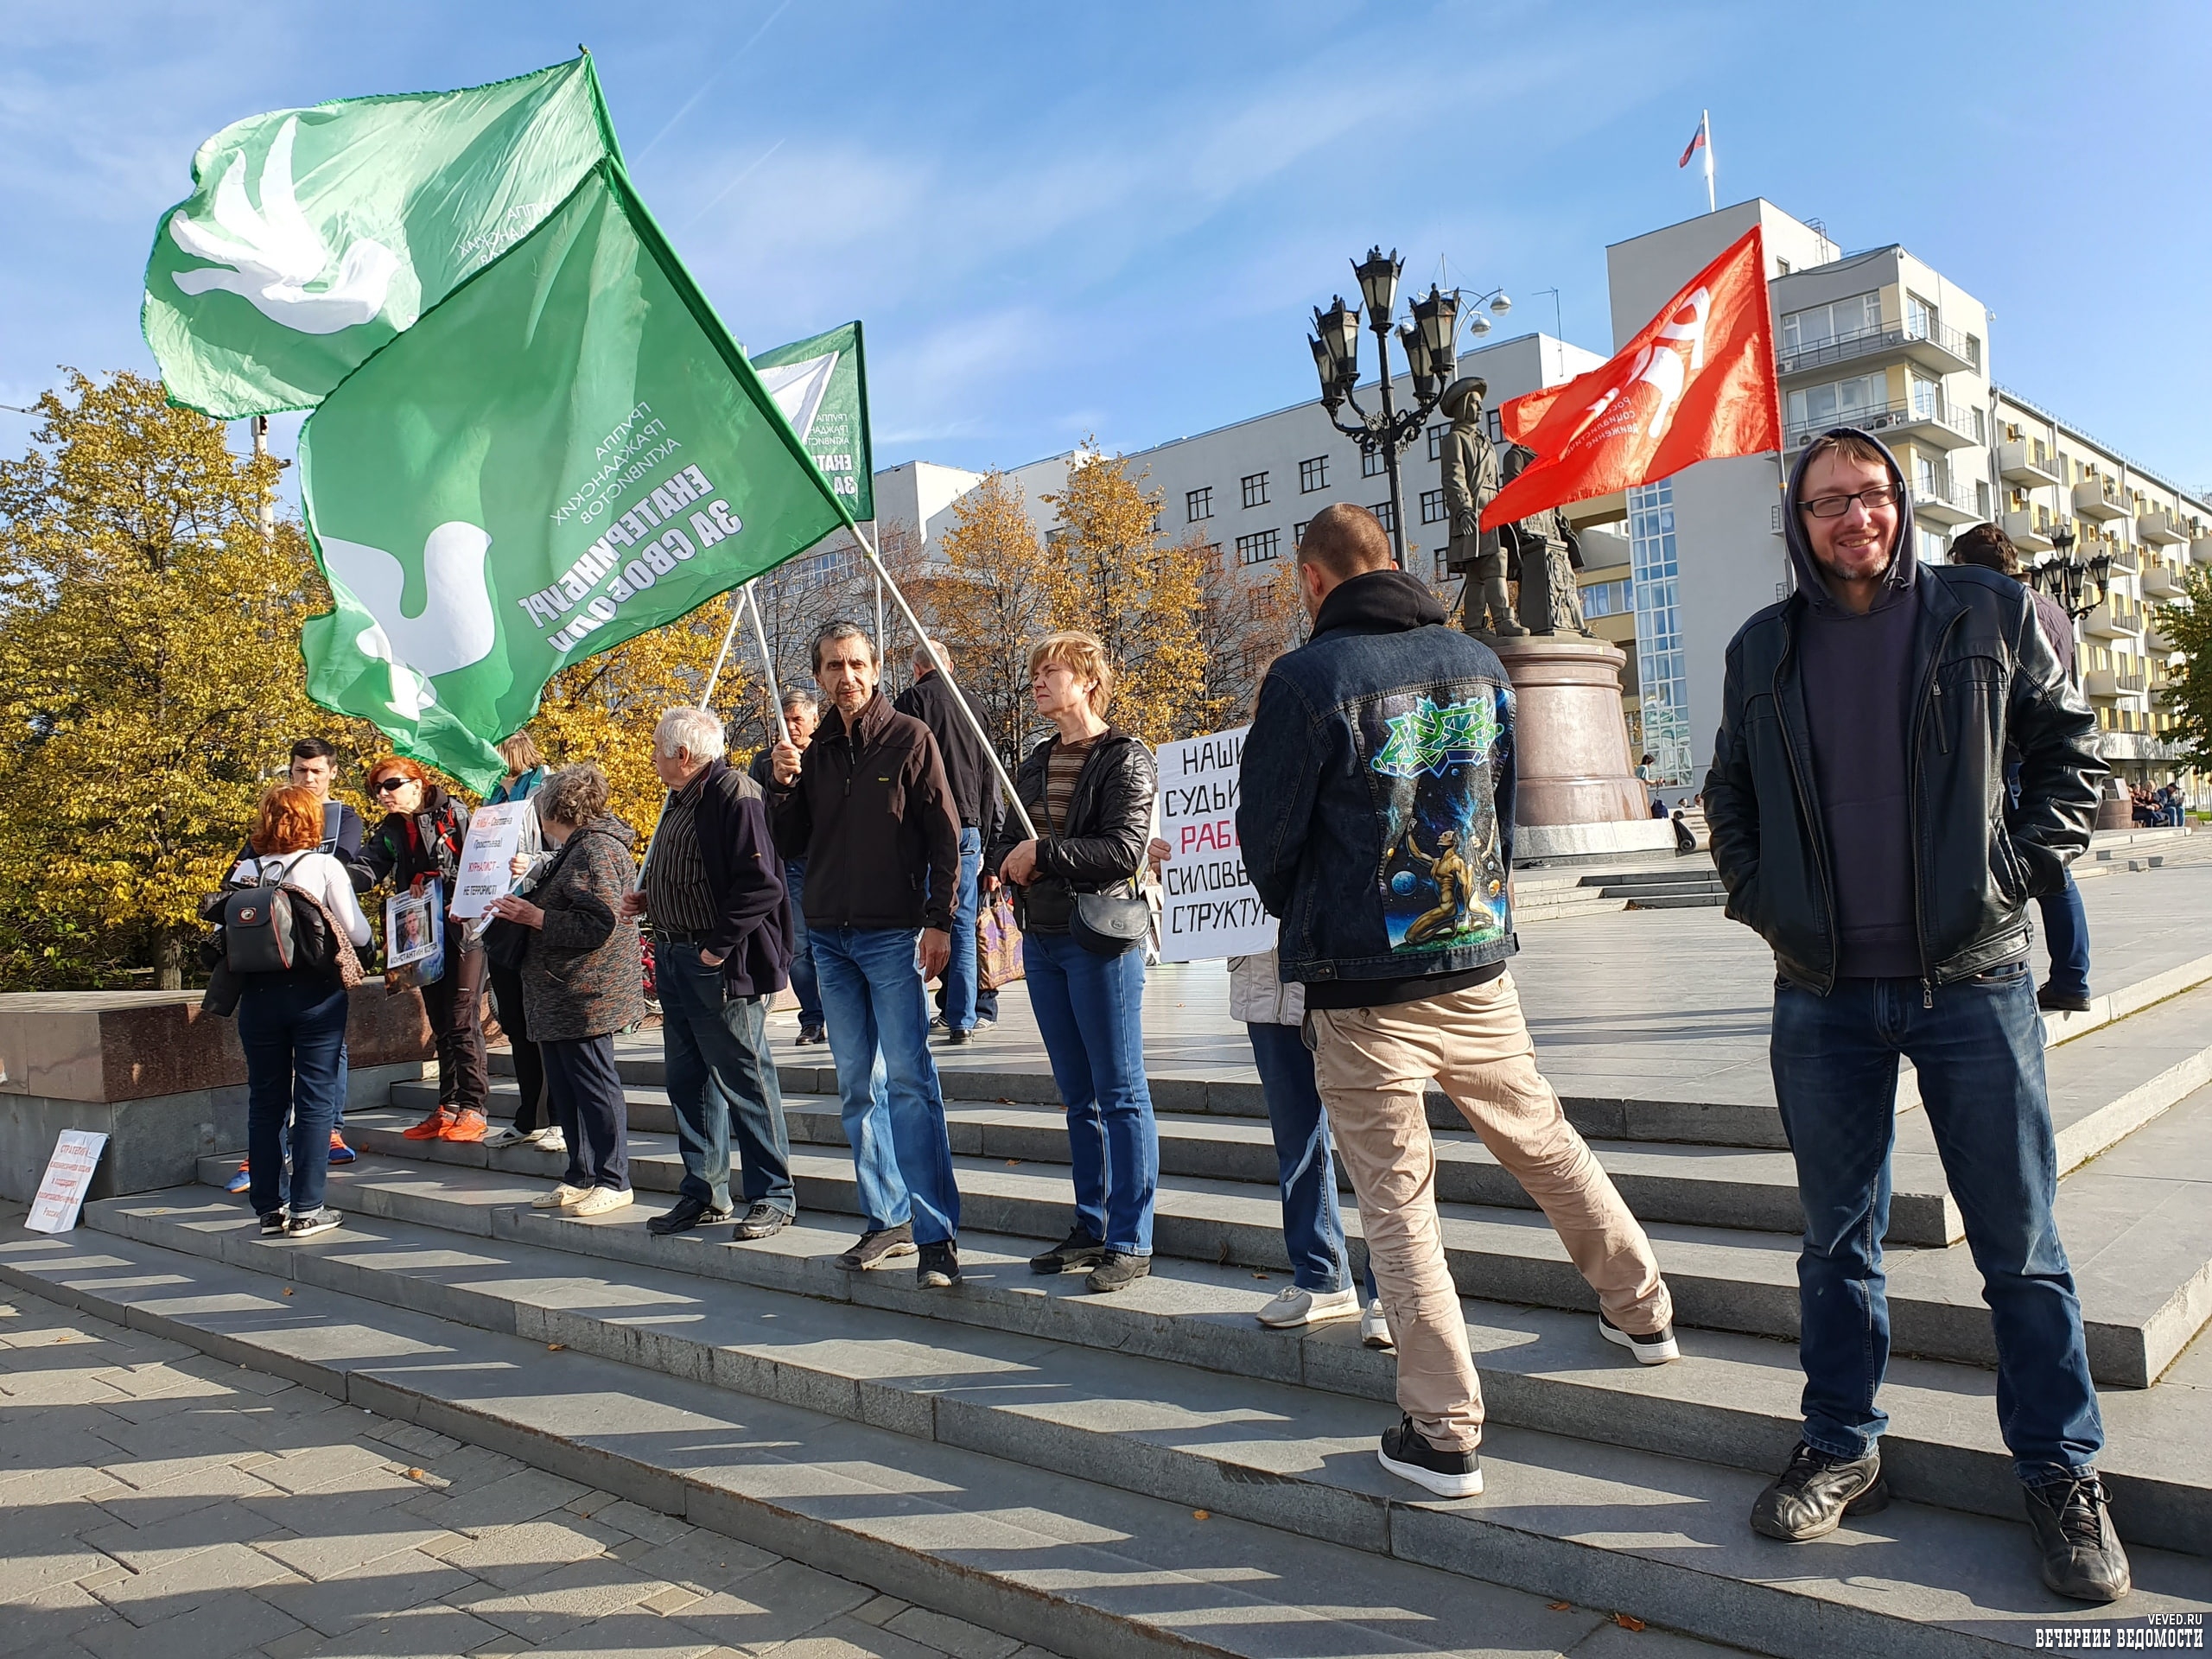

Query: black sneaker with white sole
(1377, 1414), (1484, 1499)
(1028, 1228), (1107, 1274)
(916, 1241), (962, 1287)
(257, 1211), (288, 1237)
(1599, 1312), (1681, 1364)
(731, 1202), (794, 1242)
(835, 1222), (916, 1270)
(284, 1207), (342, 1239)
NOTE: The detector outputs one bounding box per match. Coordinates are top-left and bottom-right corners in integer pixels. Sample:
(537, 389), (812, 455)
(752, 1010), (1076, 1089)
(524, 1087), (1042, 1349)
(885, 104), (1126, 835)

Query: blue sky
(4, 0), (2207, 495)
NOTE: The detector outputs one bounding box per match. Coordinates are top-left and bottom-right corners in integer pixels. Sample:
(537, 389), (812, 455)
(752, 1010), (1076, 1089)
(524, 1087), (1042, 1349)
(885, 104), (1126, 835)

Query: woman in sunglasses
(355, 756), (490, 1143)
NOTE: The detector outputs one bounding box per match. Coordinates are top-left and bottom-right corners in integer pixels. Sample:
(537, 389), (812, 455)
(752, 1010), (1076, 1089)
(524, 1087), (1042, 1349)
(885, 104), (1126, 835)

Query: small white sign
(1154, 725), (1275, 963)
(26, 1129), (108, 1234)
(451, 801), (537, 918)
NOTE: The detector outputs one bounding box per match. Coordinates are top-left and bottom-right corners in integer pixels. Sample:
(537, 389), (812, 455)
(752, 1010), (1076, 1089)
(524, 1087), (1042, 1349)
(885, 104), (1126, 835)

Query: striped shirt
(1044, 735), (1098, 835)
(642, 779), (717, 935)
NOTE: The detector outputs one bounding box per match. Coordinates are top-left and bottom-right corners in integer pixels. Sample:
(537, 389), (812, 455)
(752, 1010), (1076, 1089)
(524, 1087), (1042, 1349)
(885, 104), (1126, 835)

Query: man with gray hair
(895, 639), (1001, 1044)
(619, 706), (798, 1242)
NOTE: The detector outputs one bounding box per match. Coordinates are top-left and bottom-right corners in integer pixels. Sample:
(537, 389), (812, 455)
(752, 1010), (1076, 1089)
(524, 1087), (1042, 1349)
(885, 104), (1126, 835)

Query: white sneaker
(1255, 1285), (1360, 1329)
(528, 1128), (567, 1153)
(567, 1186), (634, 1218)
(1361, 1299), (1394, 1349)
(531, 1183), (590, 1211)
(482, 1125), (527, 1148)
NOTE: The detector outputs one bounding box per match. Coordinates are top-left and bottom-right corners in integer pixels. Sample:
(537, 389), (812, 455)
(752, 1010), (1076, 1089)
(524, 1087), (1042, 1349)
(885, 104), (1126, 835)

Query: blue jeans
(656, 940), (794, 1215)
(813, 926), (960, 1244)
(1770, 966), (2103, 1484)
(934, 828), (983, 1031)
(238, 975), (349, 1217)
(785, 860), (822, 1028)
(1247, 1021), (1379, 1299)
(1025, 930), (1157, 1254)
(2037, 874), (2091, 1001)
(2005, 761), (2091, 1001)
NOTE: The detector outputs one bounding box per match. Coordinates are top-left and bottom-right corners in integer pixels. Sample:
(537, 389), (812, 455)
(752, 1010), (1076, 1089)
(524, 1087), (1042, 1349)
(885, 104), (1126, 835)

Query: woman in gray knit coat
(483, 764), (645, 1217)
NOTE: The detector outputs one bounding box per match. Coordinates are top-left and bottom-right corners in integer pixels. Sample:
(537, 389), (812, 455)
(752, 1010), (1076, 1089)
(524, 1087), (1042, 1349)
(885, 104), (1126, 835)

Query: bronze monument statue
(1439, 377), (1522, 637)
(1495, 445), (1592, 638)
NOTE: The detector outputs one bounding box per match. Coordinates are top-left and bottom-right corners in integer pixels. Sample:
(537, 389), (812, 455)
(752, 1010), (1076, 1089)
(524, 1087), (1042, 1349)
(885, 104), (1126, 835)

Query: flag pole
(1702, 109), (1715, 214)
(850, 520), (1038, 840)
(743, 579), (791, 747)
(642, 583), (754, 887)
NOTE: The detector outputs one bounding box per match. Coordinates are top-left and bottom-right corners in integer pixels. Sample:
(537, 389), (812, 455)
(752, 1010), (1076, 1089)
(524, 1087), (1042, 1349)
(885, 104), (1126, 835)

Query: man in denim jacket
(1237, 504), (1676, 1502)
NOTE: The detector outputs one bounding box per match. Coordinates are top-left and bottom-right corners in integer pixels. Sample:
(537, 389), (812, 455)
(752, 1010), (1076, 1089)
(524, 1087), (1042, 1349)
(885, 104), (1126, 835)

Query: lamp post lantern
(2030, 521), (2113, 622)
(1306, 247), (1506, 568)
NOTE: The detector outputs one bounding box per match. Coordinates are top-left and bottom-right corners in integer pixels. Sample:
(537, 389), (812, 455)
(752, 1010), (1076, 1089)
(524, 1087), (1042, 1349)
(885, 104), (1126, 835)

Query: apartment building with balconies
(1992, 386), (2210, 777)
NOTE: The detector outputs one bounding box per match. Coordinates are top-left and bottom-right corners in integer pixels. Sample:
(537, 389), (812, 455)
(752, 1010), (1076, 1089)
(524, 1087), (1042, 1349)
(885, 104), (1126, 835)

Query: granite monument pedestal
(1484, 633), (1675, 861)
(0, 987), (433, 1202)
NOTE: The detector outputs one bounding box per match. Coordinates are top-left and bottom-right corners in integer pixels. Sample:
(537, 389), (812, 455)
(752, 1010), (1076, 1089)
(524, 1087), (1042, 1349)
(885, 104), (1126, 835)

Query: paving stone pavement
(0, 1288), (1065, 1659)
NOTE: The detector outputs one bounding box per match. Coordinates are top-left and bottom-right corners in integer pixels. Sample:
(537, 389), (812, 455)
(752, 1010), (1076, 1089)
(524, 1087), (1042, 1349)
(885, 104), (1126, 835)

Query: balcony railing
(1912, 474), (1981, 524)
(1777, 315), (1980, 378)
(1998, 440), (2062, 487)
(2073, 478), (2128, 521)
(1787, 399), (1980, 450)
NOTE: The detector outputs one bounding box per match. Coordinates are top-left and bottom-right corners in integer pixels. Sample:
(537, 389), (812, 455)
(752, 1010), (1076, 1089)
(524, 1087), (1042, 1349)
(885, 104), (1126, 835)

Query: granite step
(33, 1199), (2212, 1656)
(159, 1150), (2212, 1557)
(396, 1077), (1964, 1245)
(0, 1215), (1748, 1659)
(514, 962), (2212, 1153)
(300, 1083), (2212, 1389)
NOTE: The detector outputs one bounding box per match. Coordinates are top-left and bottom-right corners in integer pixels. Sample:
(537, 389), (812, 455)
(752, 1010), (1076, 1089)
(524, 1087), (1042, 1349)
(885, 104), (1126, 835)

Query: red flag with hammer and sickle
(1480, 224), (1780, 530)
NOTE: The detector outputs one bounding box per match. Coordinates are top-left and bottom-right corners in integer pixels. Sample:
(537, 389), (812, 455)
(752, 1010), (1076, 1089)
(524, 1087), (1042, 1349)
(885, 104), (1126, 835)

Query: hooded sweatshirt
(1781, 429), (1922, 980)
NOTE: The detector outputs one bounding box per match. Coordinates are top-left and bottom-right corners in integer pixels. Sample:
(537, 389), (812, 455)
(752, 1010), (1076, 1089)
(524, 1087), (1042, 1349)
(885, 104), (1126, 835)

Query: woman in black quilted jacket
(987, 631), (1160, 1295)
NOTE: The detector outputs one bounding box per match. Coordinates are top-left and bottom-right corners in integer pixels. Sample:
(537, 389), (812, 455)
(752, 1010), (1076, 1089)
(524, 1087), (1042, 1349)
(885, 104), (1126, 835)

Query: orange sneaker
(401, 1106), (453, 1140)
(327, 1132), (356, 1165)
(439, 1111), (489, 1144)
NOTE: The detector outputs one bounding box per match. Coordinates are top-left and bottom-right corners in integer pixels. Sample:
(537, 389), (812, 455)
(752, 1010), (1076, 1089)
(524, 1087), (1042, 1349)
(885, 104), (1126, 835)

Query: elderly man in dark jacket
(622, 707), (797, 1243)
(767, 622), (964, 1288)
(1703, 428), (2122, 1601)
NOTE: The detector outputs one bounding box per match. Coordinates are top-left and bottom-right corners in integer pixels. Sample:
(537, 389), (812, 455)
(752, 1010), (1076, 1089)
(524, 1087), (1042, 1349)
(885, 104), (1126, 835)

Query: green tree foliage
(2153, 565), (2212, 778)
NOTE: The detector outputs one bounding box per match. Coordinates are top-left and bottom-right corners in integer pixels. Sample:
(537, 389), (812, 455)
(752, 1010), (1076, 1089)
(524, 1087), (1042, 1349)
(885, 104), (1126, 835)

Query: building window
(1420, 487), (1446, 524)
(1299, 455), (1328, 493)
(1435, 548), (1453, 580)
(1370, 500), (1395, 533)
(1908, 372), (1941, 420)
(1186, 486), (1212, 522)
(1786, 372), (1885, 435)
(1362, 448), (1384, 478)
(1485, 410), (1503, 443)
(1630, 479), (1692, 788)
(1580, 576), (1635, 620)
(1427, 423), (1447, 462)
(1293, 518), (1309, 547)
(1906, 291), (1936, 340)
(1236, 528), (1281, 565)
(1241, 471), (1269, 509)
(1149, 508), (1162, 535)
(1780, 290), (1881, 357)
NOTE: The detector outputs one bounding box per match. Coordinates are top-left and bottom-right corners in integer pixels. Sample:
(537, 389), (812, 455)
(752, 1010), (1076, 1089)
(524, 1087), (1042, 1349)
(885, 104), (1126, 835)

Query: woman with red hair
(229, 785), (373, 1237)
(355, 756), (490, 1141)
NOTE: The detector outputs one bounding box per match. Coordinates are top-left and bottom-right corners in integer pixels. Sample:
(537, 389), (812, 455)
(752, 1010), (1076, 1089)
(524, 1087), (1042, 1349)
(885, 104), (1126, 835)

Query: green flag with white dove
(296, 161), (852, 792)
(750, 321), (874, 522)
(144, 56), (617, 420)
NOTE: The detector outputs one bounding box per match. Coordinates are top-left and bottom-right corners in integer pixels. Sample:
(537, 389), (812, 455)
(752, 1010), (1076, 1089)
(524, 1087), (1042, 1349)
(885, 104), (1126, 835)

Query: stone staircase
(1585, 868), (1730, 910)
(8, 921), (2212, 1655)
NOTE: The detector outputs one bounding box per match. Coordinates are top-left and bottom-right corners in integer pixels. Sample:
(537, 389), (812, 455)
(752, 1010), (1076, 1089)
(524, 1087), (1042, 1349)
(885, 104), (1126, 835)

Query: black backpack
(221, 858), (340, 976)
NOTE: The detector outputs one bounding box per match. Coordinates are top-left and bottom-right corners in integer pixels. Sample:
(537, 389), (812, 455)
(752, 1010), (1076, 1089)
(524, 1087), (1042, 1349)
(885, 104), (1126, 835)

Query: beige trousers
(1309, 971), (1672, 1451)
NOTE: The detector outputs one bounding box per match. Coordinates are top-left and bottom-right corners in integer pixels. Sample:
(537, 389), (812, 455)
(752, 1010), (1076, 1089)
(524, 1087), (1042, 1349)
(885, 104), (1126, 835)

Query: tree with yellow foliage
(0, 372), (383, 988)
(1041, 448), (1208, 747)
(924, 472), (1059, 765)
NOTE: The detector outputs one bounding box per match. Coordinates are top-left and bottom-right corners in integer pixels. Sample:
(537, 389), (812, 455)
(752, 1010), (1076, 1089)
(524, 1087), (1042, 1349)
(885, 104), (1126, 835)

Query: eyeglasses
(371, 776), (411, 793)
(1800, 485), (1898, 519)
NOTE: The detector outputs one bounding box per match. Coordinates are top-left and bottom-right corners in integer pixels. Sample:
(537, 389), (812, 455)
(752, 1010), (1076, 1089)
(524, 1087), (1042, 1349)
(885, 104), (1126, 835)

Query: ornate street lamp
(2030, 522), (2113, 621)
(1306, 247), (1506, 567)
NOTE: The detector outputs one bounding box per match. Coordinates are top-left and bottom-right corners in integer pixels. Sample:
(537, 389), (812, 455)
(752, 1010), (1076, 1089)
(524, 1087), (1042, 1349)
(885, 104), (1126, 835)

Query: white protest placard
(25, 1129), (108, 1234)
(451, 801), (537, 918)
(1155, 725), (1275, 963)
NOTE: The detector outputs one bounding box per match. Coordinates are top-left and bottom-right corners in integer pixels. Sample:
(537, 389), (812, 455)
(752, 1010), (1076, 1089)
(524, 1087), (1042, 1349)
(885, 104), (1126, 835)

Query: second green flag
(298, 160), (851, 792)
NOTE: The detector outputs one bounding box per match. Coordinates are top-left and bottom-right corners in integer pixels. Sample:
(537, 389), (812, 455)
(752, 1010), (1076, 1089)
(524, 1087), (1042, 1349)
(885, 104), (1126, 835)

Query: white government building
(870, 197), (2205, 798)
